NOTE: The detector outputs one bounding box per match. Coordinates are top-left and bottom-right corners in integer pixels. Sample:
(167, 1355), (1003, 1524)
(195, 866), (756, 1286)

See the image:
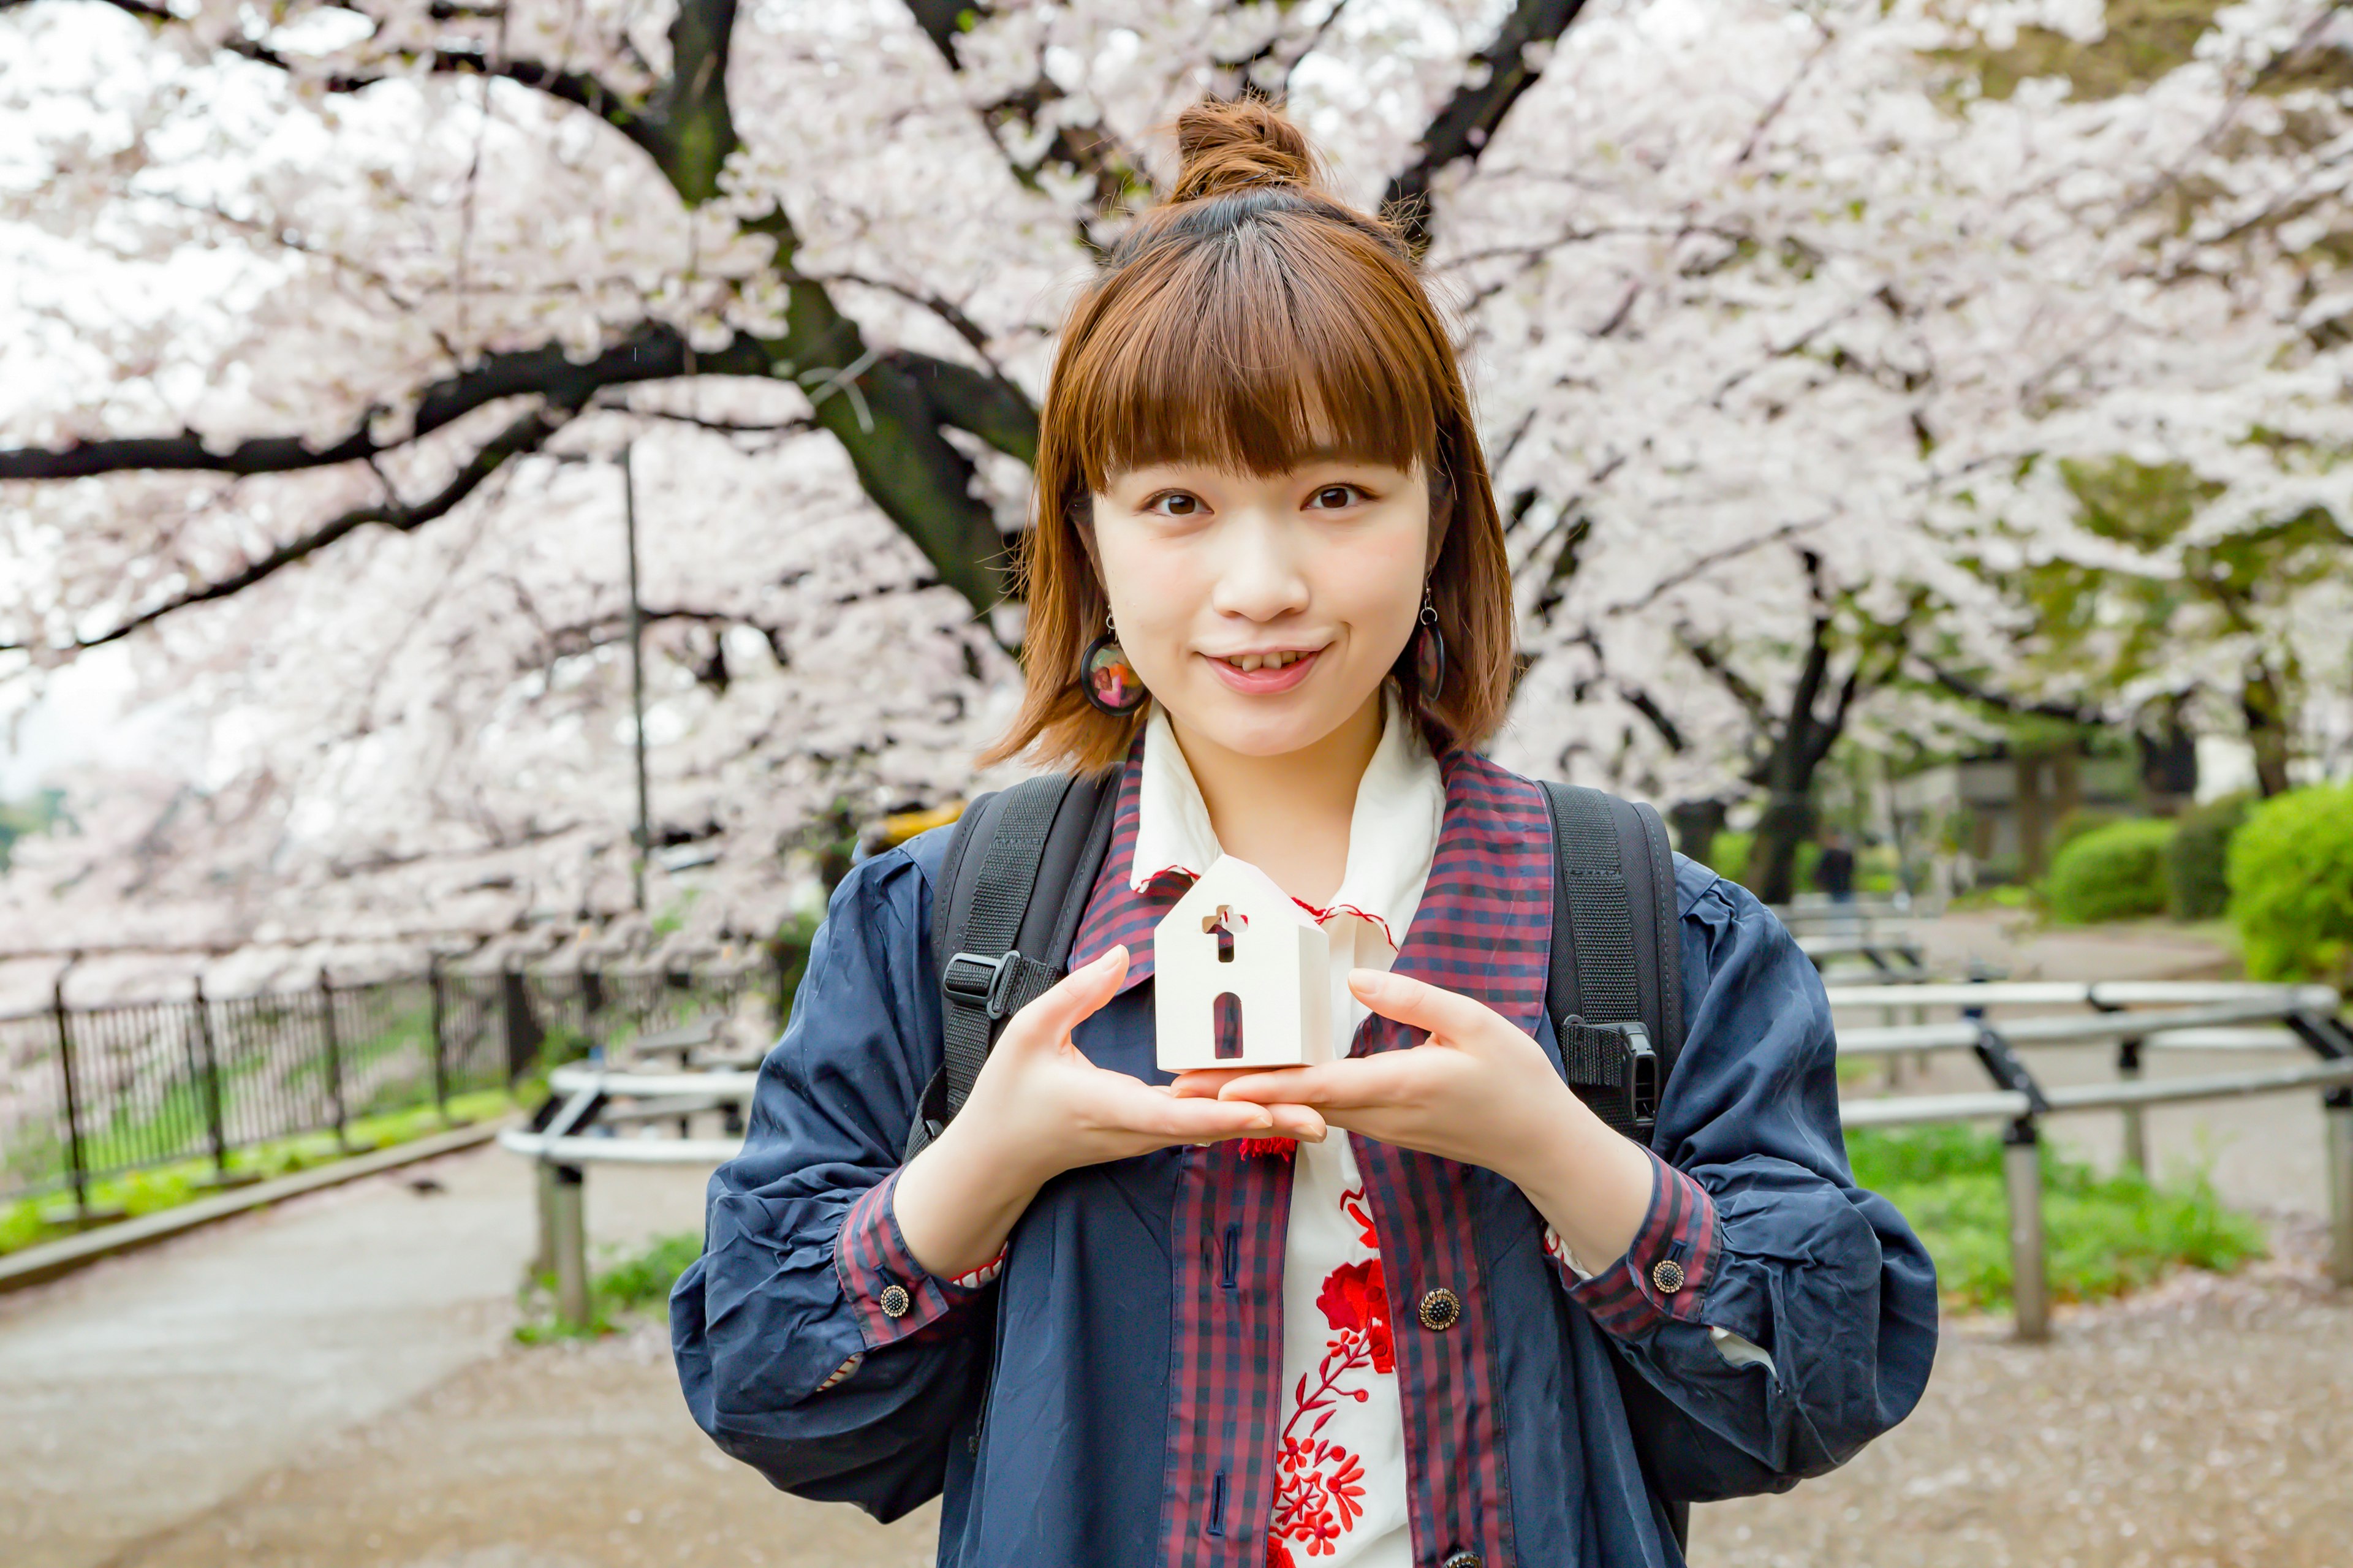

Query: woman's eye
(1147, 492), (1203, 517)
(1309, 485), (1364, 510)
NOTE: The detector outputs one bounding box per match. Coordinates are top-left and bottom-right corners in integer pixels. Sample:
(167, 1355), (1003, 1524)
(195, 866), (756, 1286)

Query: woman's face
(1089, 456), (1430, 759)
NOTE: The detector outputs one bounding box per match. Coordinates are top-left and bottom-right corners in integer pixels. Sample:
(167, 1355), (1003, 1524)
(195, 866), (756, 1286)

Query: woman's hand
(1173, 967), (1654, 1270)
(894, 945), (1327, 1278)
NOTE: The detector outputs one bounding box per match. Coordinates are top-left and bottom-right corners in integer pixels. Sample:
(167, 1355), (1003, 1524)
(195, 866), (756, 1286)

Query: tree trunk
(1747, 787), (1816, 904)
(2242, 664), (2294, 797)
(1669, 798), (1729, 865)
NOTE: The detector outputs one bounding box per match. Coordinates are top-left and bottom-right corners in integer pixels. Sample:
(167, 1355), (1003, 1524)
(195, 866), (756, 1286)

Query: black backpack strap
(907, 771), (1120, 1160)
(1540, 782), (1686, 1142)
(1542, 781), (1696, 1551)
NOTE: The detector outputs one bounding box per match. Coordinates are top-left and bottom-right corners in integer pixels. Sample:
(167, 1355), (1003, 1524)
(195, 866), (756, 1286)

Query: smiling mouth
(1214, 651), (1314, 673)
(1205, 646), (1324, 693)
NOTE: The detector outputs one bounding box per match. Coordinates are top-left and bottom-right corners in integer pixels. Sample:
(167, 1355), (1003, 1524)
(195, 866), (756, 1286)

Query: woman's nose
(1207, 513), (1309, 622)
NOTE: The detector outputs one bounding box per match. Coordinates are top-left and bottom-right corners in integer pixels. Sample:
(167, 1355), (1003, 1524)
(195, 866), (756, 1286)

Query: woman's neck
(1167, 690), (1385, 907)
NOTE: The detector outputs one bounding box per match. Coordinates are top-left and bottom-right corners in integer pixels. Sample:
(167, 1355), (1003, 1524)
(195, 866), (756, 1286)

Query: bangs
(1059, 214), (1443, 495)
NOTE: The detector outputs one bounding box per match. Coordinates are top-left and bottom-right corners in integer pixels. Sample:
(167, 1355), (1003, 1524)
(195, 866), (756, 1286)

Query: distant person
(1816, 829), (1857, 904)
(672, 99), (1936, 1568)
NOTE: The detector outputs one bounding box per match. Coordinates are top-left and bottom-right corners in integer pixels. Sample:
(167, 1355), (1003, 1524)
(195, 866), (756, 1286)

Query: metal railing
(504, 980), (2353, 1338)
(1826, 980), (2353, 1337)
(0, 962), (770, 1216)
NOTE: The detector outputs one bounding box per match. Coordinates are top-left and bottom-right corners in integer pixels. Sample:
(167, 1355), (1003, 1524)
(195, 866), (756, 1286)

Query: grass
(1946, 884), (2036, 914)
(0, 1086), (518, 1259)
(1847, 1124), (2267, 1313)
(514, 1230), (703, 1343)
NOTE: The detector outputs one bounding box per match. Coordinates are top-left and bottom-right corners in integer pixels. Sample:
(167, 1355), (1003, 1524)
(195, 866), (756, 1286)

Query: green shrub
(1847, 1124), (2265, 1311)
(1700, 831), (1821, 893)
(2229, 782), (2353, 984)
(2165, 793), (2250, 922)
(1705, 830), (1751, 885)
(2045, 817), (2176, 924)
(2051, 809), (2124, 854)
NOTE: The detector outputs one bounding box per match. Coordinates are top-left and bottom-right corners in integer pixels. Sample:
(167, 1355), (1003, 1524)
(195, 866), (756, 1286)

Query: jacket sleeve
(669, 834), (990, 1521)
(1550, 860), (1940, 1496)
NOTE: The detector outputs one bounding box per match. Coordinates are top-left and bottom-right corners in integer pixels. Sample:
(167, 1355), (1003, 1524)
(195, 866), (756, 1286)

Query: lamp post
(623, 443), (651, 914)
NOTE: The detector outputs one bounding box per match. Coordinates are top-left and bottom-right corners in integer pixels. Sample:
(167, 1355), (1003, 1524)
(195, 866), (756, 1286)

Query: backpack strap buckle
(944, 950), (1020, 1019)
(1559, 1015), (1659, 1132)
(945, 949), (1061, 1023)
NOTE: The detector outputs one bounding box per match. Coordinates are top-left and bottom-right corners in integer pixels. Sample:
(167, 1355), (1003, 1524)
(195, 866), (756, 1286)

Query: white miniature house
(1153, 855), (1332, 1072)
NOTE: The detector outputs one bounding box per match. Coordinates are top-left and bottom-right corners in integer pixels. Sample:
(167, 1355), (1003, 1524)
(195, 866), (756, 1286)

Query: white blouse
(1133, 695), (1439, 1568)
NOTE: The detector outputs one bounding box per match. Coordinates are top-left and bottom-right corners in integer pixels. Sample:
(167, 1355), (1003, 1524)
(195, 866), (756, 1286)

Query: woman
(673, 99), (1937, 1568)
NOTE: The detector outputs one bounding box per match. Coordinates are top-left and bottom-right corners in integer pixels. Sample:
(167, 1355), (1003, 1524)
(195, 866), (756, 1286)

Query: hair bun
(1171, 99), (1325, 203)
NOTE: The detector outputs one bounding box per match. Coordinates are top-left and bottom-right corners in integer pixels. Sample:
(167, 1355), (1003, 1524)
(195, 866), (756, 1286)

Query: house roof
(1164, 854), (1320, 928)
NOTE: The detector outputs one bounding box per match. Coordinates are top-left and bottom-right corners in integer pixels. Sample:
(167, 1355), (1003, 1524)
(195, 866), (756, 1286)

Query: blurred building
(1889, 726), (2251, 887)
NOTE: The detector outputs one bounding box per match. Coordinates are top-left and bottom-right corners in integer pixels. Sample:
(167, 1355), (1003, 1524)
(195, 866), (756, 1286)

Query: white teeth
(1226, 651), (1309, 672)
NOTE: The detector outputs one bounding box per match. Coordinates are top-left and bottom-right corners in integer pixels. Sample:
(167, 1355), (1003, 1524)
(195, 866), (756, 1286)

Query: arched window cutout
(1213, 992), (1245, 1060)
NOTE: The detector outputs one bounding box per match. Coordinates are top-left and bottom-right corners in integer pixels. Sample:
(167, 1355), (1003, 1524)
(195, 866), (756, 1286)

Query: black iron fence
(0, 961), (776, 1214)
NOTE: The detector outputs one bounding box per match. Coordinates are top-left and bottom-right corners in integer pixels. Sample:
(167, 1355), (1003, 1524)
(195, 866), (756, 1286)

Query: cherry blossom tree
(1455, 0), (2353, 895)
(0, 0), (1600, 987)
(3, 0), (2351, 964)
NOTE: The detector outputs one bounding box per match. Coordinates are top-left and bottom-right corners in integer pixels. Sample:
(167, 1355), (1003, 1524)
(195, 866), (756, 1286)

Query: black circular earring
(1413, 588), (1447, 699)
(1080, 613), (1148, 716)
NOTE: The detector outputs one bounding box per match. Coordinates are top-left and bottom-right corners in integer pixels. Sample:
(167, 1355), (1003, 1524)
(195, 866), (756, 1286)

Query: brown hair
(982, 97), (1515, 773)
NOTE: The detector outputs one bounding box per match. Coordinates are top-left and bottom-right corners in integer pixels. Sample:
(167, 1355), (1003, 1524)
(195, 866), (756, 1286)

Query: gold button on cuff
(1651, 1259), (1686, 1295)
(1417, 1287), (1462, 1332)
(879, 1283), (912, 1319)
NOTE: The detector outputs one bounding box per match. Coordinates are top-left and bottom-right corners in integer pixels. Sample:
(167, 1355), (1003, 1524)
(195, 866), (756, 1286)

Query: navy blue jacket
(672, 755), (1937, 1567)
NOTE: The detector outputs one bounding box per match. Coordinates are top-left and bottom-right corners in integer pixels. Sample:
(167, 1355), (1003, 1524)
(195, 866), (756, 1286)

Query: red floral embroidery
(1338, 1184), (1379, 1249)
(1314, 1259), (1393, 1376)
(1272, 1257), (1391, 1555)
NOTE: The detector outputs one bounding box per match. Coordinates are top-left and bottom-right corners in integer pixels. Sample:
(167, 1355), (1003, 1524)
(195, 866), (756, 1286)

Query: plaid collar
(1069, 744), (1550, 1045)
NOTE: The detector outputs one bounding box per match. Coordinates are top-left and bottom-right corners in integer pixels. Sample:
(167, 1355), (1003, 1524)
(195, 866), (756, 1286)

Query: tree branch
(887, 352), (1039, 466)
(1676, 627), (1773, 729)
(1, 403), (568, 653)
(1384, 0), (1591, 252)
(1914, 656), (2105, 724)
(1617, 679), (1688, 754)
(49, 0), (736, 206)
(0, 322), (770, 483)
(900, 2), (1144, 233)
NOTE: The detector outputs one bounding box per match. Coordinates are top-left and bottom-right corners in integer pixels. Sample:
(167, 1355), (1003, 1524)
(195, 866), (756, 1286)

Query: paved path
(0, 1142), (711, 1568)
(44, 1223), (2353, 1568)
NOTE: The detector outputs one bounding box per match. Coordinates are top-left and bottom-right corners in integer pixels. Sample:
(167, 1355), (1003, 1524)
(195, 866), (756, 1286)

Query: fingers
(1213, 1057), (1411, 1111)
(1165, 1072), (1328, 1142)
(1167, 1067), (1256, 1099)
(1263, 1102), (1330, 1143)
(1100, 1070), (1329, 1145)
(999, 945), (1129, 1050)
(1131, 1091), (1278, 1142)
(1347, 968), (1497, 1042)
